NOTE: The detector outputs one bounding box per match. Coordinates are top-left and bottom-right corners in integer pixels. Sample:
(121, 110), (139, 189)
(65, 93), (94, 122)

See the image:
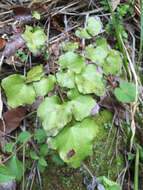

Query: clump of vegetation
(0, 0), (142, 189)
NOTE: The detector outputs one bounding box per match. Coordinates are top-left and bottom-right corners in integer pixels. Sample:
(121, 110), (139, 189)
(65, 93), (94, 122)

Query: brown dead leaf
(3, 34), (25, 57)
(0, 107), (27, 135)
(0, 38), (6, 51)
(13, 6), (32, 22)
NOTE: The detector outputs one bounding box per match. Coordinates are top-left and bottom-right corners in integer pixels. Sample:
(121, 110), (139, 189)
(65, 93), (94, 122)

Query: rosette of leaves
(37, 93), (96, 136)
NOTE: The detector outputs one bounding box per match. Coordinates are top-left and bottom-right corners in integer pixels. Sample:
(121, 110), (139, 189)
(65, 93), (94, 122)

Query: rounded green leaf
(48, 118), (98, 168)
(103, 50), (122, 75)
(17, 131), (32, 143)
(33, 75), (55, 97)
(86, 45), (108, 65)
(114, 81), (136, 103)
(56, 70), (75, 88)
(75, 64), (105, 96)
(0, 165), (15, 183)
(22, 25), (47, 53)
(86, 17), (102, 36)
(70, 95), (96, 121)
(26, 64), (44, 83)
(37, 96), (72, 136)
(59, 52), (85, 74)
(1, 74), (36, 108)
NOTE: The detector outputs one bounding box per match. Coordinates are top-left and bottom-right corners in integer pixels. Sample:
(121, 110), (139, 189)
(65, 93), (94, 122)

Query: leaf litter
(0, 0), (143, 189)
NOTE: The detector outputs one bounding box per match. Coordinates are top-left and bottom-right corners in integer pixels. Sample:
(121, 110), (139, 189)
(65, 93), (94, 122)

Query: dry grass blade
(121, 37), (138, 151)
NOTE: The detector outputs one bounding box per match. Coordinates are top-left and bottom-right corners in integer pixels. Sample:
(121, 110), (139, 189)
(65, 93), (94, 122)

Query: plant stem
(134, 147), (139, 190)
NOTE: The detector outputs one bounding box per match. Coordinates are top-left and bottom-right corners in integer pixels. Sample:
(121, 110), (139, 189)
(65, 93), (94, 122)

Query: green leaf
(39, 144), (50, 156)
(75, 28), (92, 39)
(22, 25), (47, 53)
(6, 142), (15, 153)
(33, 75), (55, 97)
(26, 65), (44, 83)
(86, 44), (108, 65)
(67, 88), (80, 100)
(37, 96), (72, 136)
(49, 118), (98, 168)
(75, 17), (102, 39)
(114, 81), (136, 103)
(30, 151), (39, 160)
(9, 155), (23, 181)
(33, 11), (40, 20)
(17, 131), (32, 143)
(75, 64), (105, 96)
(98, 176), (120, 190)
(59, 52), (85, 74)
(56, 70), (75, 88)
(86, 17), (102, 36)
(62, 42), (78, 51)
(70, 95), (96, 121)
(34, 129), (47, 142)
(0, 165), (15, 183)
(1, 74), (36, 108)
(103, 50), (122, 75)
(38, 157), (47, 167)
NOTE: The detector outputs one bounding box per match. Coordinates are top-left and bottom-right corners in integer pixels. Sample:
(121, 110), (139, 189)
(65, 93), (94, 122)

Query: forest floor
(0, 0), (143, 190)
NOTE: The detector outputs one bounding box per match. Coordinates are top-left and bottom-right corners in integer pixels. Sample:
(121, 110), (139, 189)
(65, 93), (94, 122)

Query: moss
(88, 110), (125, 180)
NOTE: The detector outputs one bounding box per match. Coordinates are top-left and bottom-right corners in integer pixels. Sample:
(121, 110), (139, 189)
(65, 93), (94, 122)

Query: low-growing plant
(0, 17), (136, 188)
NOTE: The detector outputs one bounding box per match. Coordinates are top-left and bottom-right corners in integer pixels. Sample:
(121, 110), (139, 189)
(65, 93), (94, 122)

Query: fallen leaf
(0, 38), (6, 51)
(13, 6), (32, 22)
(0, 107), (27, 135)
(3, 34), (25, 57)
